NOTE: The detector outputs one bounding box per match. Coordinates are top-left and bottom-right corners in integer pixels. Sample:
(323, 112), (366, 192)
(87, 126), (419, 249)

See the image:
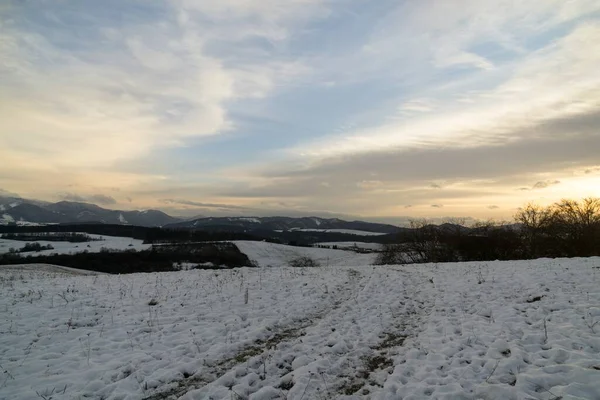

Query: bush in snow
(288, 256), (321, 268)
(19, 242), (54, 253)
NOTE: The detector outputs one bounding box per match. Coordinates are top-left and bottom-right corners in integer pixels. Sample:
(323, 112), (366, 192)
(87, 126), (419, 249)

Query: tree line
(0, 224), (264, 243)
(377, 198), (600, 264)
(0, 242), (254, 273)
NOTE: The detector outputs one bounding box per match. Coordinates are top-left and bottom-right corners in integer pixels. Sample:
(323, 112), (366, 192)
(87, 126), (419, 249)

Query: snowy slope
(0, 234), (150, 255)
(290, 228), (387, 236)
(1, 258), (600, 400)
(0, 213), (15, 223)
(233, 240), (376, 267)
(0, 263), (106, 275)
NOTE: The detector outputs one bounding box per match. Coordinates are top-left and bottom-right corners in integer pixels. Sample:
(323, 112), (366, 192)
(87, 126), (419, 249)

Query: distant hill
(0, 196), (404, 234)
(164, 216), (402, 234)
(4, 195), (497, 244)
(1, 195), (407, 234)
(0, 197), (180, 227)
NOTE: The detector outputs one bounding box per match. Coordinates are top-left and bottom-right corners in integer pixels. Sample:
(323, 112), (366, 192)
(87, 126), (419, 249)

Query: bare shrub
(288, 256), (321, 268)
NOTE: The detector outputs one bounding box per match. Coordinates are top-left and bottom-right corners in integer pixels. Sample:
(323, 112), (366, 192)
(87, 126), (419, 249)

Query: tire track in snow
(336, 266), (436, 398)
(143, 268), (367, 400)
(167, 267), (435, 400)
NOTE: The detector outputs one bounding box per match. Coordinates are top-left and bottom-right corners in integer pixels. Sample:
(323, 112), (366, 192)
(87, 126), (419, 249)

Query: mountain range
(164, 216), (400, 233)
(0, 196), (179, 227)
(0, 195), (402, 233)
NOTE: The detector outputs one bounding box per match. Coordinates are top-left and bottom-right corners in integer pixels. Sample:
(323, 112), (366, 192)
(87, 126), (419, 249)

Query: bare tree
(551, 198), (600, 256)
(515, 203), (554, 258)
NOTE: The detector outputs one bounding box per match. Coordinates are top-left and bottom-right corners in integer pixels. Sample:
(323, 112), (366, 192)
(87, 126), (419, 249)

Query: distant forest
(0, 223), (398, 245)
(377, 198), (600, 264)
(0, 242), (254, 274)
(0, 224), (267, 243)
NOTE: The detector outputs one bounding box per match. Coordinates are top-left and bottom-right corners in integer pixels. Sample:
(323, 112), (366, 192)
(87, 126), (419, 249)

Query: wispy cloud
(88, 194), (118, 205)
(0, 1), (316, 170)
(58, 193), (117, 205)
(532, 180), (561, 189)
(160, 198), (250, 210)
(291, 22), (600, 159)
(0, 188), (21, 198)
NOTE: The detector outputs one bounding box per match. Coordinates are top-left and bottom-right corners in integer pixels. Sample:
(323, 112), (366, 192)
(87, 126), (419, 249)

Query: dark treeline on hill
(377, 198), (600, 264)
(1, 232), (95, 242)
(0, 224), (267, 243)
(0, 223), (398, 245)
(0, 242), (254, 273)
(248, 229), (399, 245)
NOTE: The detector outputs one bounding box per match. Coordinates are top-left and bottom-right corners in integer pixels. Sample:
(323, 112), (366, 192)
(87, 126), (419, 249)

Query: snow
(118, 213), (128, 224)
(290, 228), (387, 236)
(1, 258), (600, 400)
(0, 263), (106, 275)
(233, 240), (376, 267)
(0, 234), (150, 255)
(16, 220), (47, 227)
(1, 213), (14, 223)
(312, 218), (322, 226)
(236, 217), (261, 223)
(315, 241), (383, 251)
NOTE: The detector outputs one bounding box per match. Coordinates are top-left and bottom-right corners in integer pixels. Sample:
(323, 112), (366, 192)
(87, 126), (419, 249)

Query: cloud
(488, 205), (500, 209)
(263, 112), (600, 188)
(290, 21), (600, 160)
(58, 192), (117, 205)
(88, 194), (117, 205)
(431, 204), (443, 208)
(160, 198), (250, 210)
(216, 111), (600, 216)
(430, 183), (442, 189)
(585, 167), (600, 174)
(361, 0), (599, 76)
(58, 193), (87, 202)
(357, 180), (383, 190)
(0, 188), (21, 198)
(532, 180), (561, 189)
(398, 99), (435, 114)
(0, 1), (315, 172)
(177, 0), (328, 41)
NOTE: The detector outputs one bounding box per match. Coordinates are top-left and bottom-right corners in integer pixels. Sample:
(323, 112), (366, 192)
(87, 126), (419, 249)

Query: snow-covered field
(315, 242), (383, 251)
(233, 241), (376, 267)
(1, 258), (600, 400)
(0, 263), (106, 276)
(0, 234), (150, 256)
(288, 229), (387, 236)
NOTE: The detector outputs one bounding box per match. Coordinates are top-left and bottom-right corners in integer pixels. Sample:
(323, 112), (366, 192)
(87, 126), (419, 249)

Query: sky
(1, 0), (600, 223)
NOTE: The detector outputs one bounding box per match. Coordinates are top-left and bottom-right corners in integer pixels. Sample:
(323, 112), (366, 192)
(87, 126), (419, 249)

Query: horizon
(2, 1), (600, 220)
(0, 191), (533, 226)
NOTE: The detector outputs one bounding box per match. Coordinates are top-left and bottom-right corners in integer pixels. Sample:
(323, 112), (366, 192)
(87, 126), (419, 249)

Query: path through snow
(1, 258), (599, 399)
